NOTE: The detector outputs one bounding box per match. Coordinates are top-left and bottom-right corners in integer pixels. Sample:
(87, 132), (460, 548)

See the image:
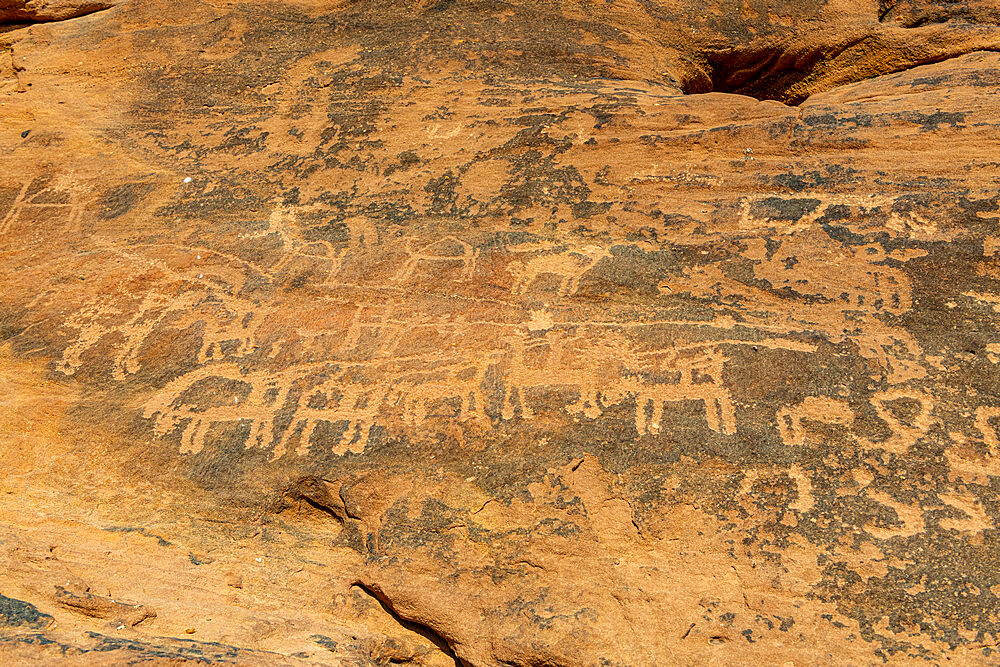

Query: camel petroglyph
(0, 176), (82, 236)
(391, 236), (480, 282)
(243, 203), (378, 284)
(507, 244), (612, 296)
(58, 289), (258, 380)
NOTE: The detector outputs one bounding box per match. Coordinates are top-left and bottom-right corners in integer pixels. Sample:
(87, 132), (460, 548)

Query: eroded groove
(351, 582), (465, 667)
(878, 0), (897, 23)
(0, 2), (113, 27)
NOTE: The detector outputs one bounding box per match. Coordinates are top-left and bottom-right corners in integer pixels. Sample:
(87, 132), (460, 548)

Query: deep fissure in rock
(351, 583), (464, 667)
(0, 3), (112, 27)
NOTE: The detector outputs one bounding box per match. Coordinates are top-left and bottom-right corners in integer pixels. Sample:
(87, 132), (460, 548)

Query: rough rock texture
(0, 0), (112, 24)
(2, 0), (1000, 664)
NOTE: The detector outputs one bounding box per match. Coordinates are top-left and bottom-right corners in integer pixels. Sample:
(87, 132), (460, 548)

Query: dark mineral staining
(97, 182), (153, 220)
(750, 197), (821, 222)
(312, 634), (339, 651)
(0, 594), (52, 629)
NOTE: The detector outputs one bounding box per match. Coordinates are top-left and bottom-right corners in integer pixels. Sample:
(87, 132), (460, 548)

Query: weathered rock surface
(2, 0), (1000, 664)
(0, 0), (112, 24)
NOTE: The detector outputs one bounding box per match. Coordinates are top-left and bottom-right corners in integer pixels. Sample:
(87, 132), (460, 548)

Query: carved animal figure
(142, 363), (381, 458)
(388, 362), (494, 427)
(59, 289), (257, 380)
(244, 204), (377, 284)
(1, 175), (81, 235)
(609, 345), (736, 436)
(508, 245), (612, 296)
(392, 236), (479, 282)
(777, 396), (855, 447)
(497, 332), (736, 435)
(143, 354), (499, 459)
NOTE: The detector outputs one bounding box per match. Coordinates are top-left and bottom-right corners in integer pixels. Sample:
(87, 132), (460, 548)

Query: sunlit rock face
(2, 0), (1000, 663)
(0, 0), (114, 23)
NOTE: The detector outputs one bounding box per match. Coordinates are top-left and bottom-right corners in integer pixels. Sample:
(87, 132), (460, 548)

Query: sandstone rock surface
(0, 0), (112, 24)
(2, 0), (1000, 664)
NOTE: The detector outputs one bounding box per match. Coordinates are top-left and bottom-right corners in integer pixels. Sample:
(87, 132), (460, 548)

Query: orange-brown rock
(0, 0), (112, 24)
(2, 0), (1000, 664)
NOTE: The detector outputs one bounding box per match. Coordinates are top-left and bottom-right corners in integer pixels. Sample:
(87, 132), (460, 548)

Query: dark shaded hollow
(684, 45), (827, 105)
(686, 44), (1000, 105)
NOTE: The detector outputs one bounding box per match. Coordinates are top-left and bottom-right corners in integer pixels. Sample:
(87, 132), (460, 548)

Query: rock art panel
(2, 0), (1000, 664)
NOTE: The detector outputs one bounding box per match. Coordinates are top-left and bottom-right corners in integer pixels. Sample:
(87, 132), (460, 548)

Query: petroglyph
(739, 446), (995, 540)
(391, 236), (479, 283)
(777, 397), (855, 447)
(610, 345), (736, 436)
(138, 303), (510, 458)
(42, 213), (958, 465)
(389, 360), (494, 428)
(864, 490), (925, 539)
(508, 244), (612, 296)
(58, 288), (259, 380)
(751, 233), (913, 316)
(937, 489), (995, 533)
(0, 175), (82, 236)
(59, 284), (866, 458)
(47, 202), (965, 469)
(668, 231), (927, 384)
(946, 407), (1000, 479)
(496, 330), (740, 434)
(862, 390), (935, 456)
(498, 330), (630, 421)
(505, 331), (809, 435)
(142, 353), (503, 459)
(134, 319), (772, 456)
(142, 362), (382, 457)
(735, 193), (944, 244)
(776, 390), (935, 457)
(243, 204), (340, 279)
(242, 203), (379, 284)
(6, 5), (1000, 661)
